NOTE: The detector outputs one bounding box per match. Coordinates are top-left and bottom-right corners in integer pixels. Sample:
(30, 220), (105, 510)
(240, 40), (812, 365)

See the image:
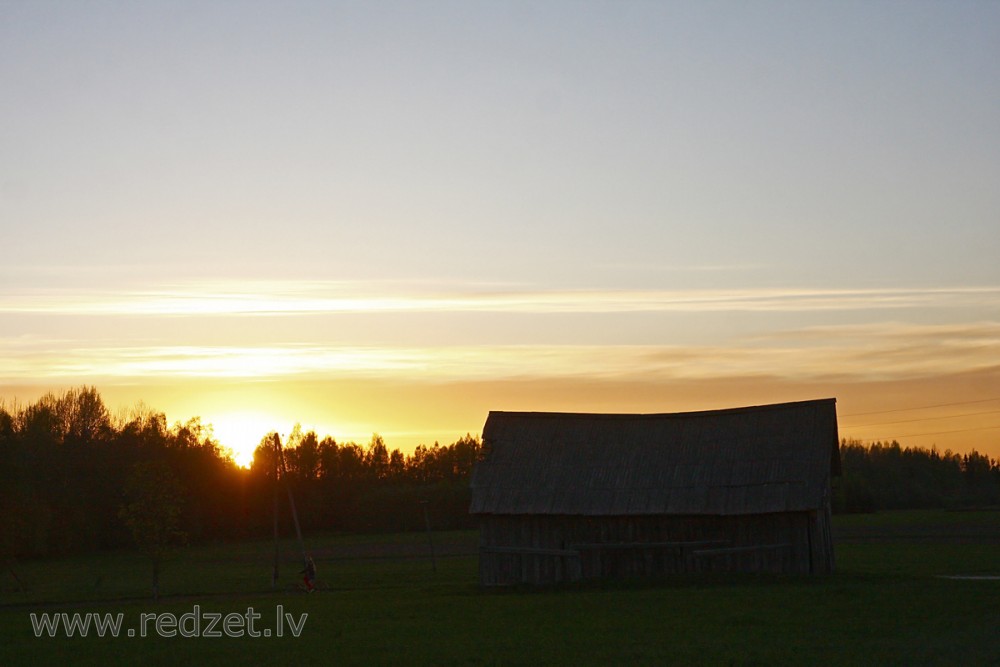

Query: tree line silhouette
(0, 387), (480, 559)
(833, 438), (1000, 513)
(1, 387), (998, 559)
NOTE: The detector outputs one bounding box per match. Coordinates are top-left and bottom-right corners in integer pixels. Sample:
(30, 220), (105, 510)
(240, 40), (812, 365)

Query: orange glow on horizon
(3, 367), (999, 462)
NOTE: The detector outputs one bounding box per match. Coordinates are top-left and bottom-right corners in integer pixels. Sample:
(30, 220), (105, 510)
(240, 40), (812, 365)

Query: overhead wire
(840, 396), (1000, 418)
(839, 397), (1000, 443)
(842, 408), (1000, 429)
(857, 425), (1000, 438)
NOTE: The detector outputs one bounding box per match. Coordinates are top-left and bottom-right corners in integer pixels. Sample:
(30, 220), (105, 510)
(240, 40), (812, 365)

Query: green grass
(2, 511), (999, 666)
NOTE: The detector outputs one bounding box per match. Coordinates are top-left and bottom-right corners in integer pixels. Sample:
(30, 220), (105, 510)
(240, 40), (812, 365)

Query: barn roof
(470, 399), (840, 517)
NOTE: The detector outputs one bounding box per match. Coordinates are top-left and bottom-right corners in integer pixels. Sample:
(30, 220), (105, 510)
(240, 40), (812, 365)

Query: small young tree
(118, 460), (187, 601)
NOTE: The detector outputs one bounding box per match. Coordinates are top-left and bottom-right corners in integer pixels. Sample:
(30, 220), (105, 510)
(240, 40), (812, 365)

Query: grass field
(2, 510), (999, 666)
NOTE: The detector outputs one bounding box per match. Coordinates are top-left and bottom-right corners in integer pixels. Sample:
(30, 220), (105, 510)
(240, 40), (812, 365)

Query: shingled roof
(470, 399), (840, 517)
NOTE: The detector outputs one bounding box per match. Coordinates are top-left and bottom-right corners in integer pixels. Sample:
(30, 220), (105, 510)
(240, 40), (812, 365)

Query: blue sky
(2, 1), (998, 462)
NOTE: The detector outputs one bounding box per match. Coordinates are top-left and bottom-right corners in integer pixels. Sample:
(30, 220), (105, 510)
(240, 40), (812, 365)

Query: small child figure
(300, 556), (317, 593)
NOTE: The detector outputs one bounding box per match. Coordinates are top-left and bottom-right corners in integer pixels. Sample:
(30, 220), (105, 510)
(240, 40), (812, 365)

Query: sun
(209, 412), (283, 468)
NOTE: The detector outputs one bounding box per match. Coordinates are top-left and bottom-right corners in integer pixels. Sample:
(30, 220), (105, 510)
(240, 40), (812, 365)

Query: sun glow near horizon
(2, 279), (998, 459)
(203, 407), (392, 469)
(207, 411), (296, 468)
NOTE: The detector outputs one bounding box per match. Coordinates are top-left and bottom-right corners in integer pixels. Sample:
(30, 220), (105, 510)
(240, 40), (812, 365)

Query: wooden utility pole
(420, 500), (437, 573)
(6, 561), (24, 592)
(270, 432), (309, 589)
(278, 445), (307, 564)
(272, 433), (280, 588)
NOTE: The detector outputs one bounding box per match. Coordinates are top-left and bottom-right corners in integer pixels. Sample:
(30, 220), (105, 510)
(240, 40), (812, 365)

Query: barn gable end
(470, 399), (840, 585)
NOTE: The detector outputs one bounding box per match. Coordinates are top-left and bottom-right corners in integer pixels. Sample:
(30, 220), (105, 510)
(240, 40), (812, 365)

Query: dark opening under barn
(469, 399), (841, 586)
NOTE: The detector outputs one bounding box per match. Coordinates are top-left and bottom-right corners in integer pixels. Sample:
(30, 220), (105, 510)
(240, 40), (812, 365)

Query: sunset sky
(2, 1), (999, 465)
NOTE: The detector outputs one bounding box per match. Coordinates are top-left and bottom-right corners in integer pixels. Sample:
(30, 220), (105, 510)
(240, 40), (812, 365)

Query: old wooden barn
(470, 398), (840, 586)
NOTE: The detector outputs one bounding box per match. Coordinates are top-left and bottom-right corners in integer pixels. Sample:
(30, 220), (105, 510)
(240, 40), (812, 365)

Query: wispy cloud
(0, 341), (420, 380)
(2, 321), (997, 384)
(2, 281), (998, 316)
(3, 281), (997, 388)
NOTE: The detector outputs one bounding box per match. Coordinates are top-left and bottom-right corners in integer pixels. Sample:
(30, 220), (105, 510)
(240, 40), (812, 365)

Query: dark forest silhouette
(0, 387), (481, 559)
(834, 438), (1000, 513)
(0, 386), (997, 559)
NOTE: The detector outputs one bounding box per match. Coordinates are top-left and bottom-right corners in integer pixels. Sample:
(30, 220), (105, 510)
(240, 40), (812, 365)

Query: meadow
(1, 510), (998, 666)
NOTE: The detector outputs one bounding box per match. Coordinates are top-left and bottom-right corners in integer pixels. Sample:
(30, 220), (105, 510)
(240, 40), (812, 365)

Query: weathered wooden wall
(478, 510), (835, 586)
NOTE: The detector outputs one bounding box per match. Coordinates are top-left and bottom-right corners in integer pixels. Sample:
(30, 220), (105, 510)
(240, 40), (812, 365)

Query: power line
(842, 424), (1000, 441)
(842, 408), (1000, 429)
(840, 397), (1000, 418)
